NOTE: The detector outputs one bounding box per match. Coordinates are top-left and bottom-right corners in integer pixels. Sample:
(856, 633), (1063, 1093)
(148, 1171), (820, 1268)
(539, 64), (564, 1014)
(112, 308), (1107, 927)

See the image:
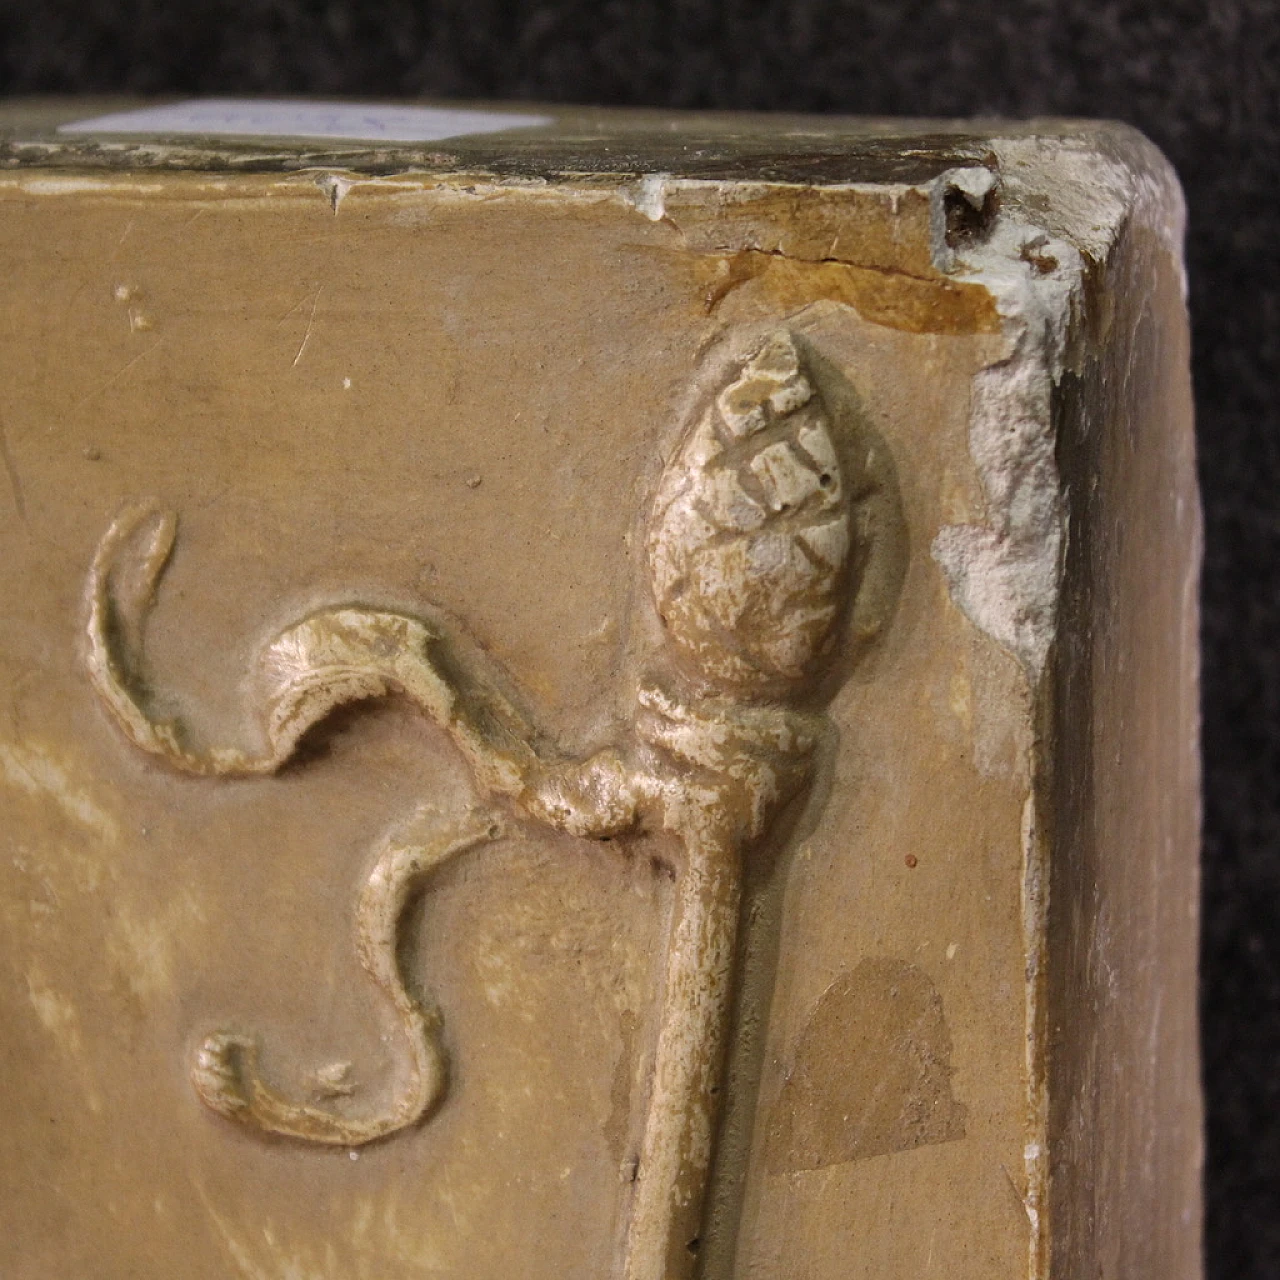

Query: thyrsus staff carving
(86, 328), (899, 1280)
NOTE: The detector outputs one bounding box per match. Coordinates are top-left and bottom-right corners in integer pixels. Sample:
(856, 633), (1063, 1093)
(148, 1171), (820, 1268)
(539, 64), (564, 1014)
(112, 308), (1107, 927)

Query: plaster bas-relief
(0, 160), (1038, 1280)
(0, 113), (1201, 1280)
(85, 327), (905, 1280)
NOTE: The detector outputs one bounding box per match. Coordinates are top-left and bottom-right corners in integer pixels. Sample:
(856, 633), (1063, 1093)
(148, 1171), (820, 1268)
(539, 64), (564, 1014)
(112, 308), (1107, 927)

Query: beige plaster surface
(0, 103), (1199, 1280)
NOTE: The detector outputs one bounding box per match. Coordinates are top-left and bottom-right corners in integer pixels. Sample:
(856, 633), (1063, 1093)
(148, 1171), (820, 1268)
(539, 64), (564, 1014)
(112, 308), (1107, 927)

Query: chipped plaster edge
(928, 130), (1187, 1280)
(930, 131), (1185, 687)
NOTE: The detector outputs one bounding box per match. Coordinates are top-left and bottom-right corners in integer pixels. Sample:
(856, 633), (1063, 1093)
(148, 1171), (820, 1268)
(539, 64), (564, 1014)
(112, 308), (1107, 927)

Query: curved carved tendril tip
(189, 810), (501, 1147)
(87, 503), (547, 789)
(191, 1032), (255, 1117)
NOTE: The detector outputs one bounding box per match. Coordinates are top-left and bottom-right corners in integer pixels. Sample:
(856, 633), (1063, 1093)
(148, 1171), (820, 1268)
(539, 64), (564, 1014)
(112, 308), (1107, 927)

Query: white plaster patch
(930, 132), (1184, 683)
(630, 173), (669, 222)
(931, 338), (1063, 680)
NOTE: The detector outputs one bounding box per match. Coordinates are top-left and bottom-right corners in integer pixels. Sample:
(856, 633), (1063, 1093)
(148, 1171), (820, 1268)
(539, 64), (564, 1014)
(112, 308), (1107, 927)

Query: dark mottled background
(1, 3), (1274, 1275)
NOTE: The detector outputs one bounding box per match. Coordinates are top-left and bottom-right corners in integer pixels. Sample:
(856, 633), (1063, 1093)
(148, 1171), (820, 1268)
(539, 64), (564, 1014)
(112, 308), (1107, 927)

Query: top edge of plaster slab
(0, 96), (1174, 192)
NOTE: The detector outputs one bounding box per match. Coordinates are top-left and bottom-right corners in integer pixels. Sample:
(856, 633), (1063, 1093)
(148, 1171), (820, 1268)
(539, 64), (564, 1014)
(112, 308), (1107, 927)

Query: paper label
(58, 100), (552, 144)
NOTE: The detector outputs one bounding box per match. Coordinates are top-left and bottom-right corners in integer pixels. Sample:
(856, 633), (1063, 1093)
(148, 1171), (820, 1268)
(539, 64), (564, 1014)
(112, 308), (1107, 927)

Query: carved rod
(622, 820), (739, 1279)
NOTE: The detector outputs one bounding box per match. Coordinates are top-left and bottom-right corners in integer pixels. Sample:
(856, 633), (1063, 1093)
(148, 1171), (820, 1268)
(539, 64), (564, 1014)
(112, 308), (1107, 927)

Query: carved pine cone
(647, 331), (853, 698)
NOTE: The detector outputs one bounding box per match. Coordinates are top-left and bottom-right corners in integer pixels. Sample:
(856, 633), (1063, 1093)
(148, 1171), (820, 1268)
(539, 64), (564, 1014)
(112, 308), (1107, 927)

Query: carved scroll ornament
(86, 327), (901, 1280)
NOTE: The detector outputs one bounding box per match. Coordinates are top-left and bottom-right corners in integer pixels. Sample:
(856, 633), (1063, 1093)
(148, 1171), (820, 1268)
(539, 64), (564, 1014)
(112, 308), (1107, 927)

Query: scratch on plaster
(277, 289), (315, 324)
(292, 286), (324, 367)
(1001, 1161), (1037, 1229)
(73, 341), (164, 410)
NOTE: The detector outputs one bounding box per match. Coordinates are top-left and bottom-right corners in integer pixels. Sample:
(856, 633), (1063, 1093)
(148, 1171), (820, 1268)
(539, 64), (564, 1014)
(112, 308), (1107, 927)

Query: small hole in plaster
(943, 177), (999, 249)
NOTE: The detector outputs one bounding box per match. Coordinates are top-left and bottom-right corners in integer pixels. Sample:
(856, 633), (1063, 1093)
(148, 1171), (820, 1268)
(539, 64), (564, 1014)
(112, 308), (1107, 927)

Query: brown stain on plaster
(766, 957), (966, 1172)
(696, 250), (1000, 336)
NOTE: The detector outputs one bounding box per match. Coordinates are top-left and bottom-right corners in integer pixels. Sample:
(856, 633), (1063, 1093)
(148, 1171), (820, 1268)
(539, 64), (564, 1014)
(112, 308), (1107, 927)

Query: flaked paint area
(695, 250), (1000, 336)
